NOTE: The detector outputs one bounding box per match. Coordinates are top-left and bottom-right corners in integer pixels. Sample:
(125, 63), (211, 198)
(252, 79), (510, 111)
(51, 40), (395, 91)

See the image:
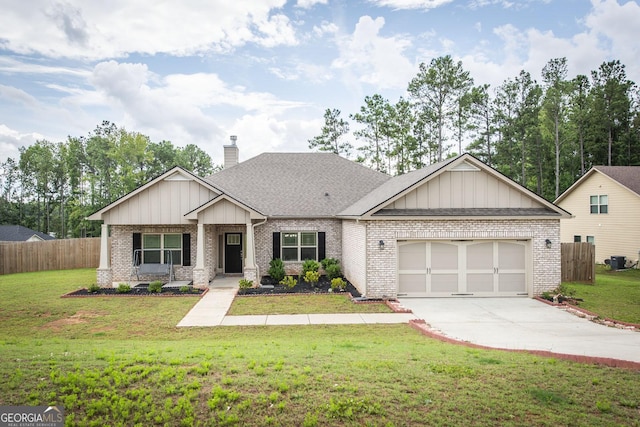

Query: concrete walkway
(177, 276), (416, 327)
(399, 297), (640, 364)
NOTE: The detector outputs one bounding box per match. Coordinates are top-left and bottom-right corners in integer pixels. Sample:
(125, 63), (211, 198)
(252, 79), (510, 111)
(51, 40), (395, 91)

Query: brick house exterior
(88, 143), (570, 298)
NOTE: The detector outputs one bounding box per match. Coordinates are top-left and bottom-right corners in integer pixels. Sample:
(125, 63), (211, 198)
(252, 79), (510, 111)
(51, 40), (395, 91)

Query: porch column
(96, 223), (112, 287)
(244, 221), (257, 282)
(193, 223), (208, 286)
(195, 223), (205, 269)
(98, 224), (110, 269)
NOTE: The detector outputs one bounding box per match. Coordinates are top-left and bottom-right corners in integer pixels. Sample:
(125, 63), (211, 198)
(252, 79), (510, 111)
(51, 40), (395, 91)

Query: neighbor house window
(586, 236), (595, 244)
(143, 233), (182, 265)
(281, 232), (317, 261)
(590, 195), (608, 214)
(574, 235), (581, 242)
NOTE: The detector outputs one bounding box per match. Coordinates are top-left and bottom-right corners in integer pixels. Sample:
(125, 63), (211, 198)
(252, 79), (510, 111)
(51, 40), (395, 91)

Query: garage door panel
(467, 242), (493, 269)
(431, 274), (459, 293)
(399, 274), (427, 293)
(498, 242), (525, 269)
(399, 243), (426, 270)
(467, 273), (494, 292)
(431, 242), (458, 270)
(498, 273), (526, 293)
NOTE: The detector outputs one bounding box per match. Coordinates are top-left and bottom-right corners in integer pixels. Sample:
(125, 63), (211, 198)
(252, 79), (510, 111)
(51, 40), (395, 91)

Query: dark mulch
(62, 283), (205, 297)
(238, 276), (362, 297)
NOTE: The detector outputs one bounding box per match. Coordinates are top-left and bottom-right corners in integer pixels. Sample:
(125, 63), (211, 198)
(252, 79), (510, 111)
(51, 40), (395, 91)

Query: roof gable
(555, 166), (640, 204)
(341, 154), (570, 219)
(0, 225), (54, 242)
(87, 167), (221, 223)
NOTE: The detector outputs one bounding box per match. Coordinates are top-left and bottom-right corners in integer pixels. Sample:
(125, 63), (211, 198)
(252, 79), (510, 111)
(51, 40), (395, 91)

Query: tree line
(308, 56), (639, 201)
(0, 121), (216, 239)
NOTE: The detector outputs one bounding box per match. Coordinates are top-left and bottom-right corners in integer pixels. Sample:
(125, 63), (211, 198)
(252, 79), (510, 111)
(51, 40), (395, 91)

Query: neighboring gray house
(88, 141), (570, 298)
(0, 225), (55, 242)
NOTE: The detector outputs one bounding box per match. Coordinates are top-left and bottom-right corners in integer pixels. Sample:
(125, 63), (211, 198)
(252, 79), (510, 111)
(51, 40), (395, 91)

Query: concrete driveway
(398, 298), (640, 364)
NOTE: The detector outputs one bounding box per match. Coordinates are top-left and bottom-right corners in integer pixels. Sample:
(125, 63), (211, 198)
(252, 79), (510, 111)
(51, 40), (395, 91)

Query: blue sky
(1, 0), (639, 164)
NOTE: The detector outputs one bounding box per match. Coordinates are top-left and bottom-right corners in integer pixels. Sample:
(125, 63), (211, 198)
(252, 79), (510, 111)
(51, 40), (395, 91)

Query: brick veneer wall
(106, 225), (198, 285)
(341, 220), (367, 295)
(254, 218), (342, 278)
(363, 218), (561, 299)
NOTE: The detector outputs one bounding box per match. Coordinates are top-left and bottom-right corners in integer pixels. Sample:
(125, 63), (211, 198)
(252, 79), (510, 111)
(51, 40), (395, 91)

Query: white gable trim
(185, 194), (265, 221)
(86, 166), (221, 221)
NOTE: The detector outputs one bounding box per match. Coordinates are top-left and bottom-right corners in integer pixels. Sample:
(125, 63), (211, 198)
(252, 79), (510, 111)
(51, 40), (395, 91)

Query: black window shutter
(133, 233), (142, 265)
(317, 232), (326, 261)
(182, 233), (191, 266)
(272, 232), (281, 260)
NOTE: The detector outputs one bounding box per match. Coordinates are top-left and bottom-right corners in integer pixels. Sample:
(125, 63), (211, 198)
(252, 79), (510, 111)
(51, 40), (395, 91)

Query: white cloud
(296, 0), (328, 9)
(0, 0), (297, 60)
(368, 0), (454, 10)
(331, 16), (415, 90)
(0, 85), (40, 107)
(0, 125), (44, 160)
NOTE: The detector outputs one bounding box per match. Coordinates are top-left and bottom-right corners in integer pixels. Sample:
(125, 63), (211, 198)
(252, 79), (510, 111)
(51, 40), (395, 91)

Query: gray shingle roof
(339, 156), (459, 216)
(594, 166), (640, 196)
(0, 225), (54, 242)
(373, 208), (561, 217)
(205, 153), (390, 217)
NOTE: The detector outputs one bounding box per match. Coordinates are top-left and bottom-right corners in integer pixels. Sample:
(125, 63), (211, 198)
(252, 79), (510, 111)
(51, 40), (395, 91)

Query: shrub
(303, 271), (320, 284)
(279, 275), (297, 289)
(331, 277), (347, 292)
(149, 280), (163, 293)
(302, 259), (320, 276)
(239, 279), (253, 289)
(268, 258), (286, 282)
(116, 283), (131, 294)
(87, 283), (101, 293)
(179, 286), (191, 293)
(321, 257), (339, 269)
(325, 263), (342, 280)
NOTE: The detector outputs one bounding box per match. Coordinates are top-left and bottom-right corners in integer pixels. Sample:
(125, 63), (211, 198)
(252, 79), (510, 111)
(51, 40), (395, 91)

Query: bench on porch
(130, 249), (175, 283)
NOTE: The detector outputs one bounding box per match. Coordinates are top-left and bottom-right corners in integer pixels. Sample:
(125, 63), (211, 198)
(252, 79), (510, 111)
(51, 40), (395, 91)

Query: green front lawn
(563, 265), (640, 324)
(0, 269), (638, 426)
(228, 294), (392, 315)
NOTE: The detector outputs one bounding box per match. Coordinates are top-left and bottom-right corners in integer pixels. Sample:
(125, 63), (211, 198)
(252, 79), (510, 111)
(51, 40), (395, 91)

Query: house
(0, 225), (55, 242)
(555, 166), (640, 266)
(88, 139), (570, 298)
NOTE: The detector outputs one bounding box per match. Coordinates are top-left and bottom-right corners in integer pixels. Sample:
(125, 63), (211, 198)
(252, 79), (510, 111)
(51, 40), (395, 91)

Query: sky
(1, 0), (639, 165)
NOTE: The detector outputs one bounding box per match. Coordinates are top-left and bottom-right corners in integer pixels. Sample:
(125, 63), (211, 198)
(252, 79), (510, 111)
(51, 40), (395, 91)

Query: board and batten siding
(198, 199), (252, 224)
(389, 170), (544, 210)
(101, 179), (218, 225)
(558, 172), (640, 265)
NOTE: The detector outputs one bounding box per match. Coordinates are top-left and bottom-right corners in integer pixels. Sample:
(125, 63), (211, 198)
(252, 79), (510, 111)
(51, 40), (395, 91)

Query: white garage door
(398, 240), (528, 297)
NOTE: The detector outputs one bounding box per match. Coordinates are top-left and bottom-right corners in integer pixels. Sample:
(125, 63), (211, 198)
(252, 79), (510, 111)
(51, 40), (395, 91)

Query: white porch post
(193, 223), (208, 286)
(96, 223), (112, 287)
(98, 224), (110, 269)
(195, 223), (205, 269)
(244, 221), (258, 282)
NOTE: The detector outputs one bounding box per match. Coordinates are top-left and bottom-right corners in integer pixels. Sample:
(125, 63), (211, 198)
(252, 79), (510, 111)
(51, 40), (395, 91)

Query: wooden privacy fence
(0, 238), (103, 275)
(561, 242), (595, 284)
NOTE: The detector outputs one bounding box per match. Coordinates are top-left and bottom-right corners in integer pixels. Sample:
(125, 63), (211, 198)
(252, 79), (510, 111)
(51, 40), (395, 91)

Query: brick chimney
(224, 135), (239, 169)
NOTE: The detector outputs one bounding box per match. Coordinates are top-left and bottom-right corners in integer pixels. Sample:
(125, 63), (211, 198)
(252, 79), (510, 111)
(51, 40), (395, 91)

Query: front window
(586, 236), (595, 244)
(281, 232), (317, 261)
(574, 235), (581, 242)
(143, 233), (182, 265)
(590, 195), (608, 214)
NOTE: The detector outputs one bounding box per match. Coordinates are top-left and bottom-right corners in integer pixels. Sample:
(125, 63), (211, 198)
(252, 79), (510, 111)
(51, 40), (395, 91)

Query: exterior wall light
(545, 239), (552, 249)
(379, 240), (385, 250)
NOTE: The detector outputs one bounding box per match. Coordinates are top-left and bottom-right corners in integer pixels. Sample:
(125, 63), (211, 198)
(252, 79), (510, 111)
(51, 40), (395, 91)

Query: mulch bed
(62, 284), (206, 298)
(238, 276), (362, 298)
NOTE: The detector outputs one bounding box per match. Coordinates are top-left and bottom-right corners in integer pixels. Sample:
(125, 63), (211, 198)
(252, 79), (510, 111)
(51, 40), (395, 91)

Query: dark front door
(224, 233), (243, 273)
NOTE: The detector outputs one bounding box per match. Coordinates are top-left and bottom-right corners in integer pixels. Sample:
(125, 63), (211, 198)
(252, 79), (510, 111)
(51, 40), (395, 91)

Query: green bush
(302, 259), (320, 276)
(331, 277), (347, 292)
(116, 283), (131, 294)
(179, 286), (191, 293)
(325, 263), (342, 280)
(279, 275), (297, 289)
(87, 283), (101, 293)
(268, 258), (286, 282)
(149, 280), (163, 293)
(321, 258), (339, 269)
(239, 279), (253, 289)
(303, 271), (320, 284)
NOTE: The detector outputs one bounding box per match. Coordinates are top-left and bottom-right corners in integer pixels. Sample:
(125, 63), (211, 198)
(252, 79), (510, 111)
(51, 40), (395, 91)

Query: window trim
(280, 231), (318, 262)
(590, 194), (608, 214)
(142, 233), (182, 265)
